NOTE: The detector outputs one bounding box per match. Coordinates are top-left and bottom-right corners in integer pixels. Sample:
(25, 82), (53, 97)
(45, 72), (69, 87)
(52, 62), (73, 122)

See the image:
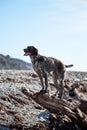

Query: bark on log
(21, 88), (87, 128)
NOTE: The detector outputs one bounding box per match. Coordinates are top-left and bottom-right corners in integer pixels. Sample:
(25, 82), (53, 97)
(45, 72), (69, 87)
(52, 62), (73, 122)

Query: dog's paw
(51, 93), (57, 98)
(51, 95), (55, 98)
(51, 93), (62, 99)
(40, 90), (47, 94)
(58, 95), (62, 99)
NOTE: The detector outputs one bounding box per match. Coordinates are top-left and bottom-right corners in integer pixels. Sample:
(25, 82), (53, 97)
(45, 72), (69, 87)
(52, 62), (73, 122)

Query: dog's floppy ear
(37, 56), (44, 62)
(32, 46), (38, 55)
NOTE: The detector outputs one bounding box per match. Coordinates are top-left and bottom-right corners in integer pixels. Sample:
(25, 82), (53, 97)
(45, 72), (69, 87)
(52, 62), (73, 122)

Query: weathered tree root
(21, 88), (87, 128)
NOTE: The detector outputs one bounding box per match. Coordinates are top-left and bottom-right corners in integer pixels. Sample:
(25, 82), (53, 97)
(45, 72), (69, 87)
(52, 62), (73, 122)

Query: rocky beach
(0, 69), (87, 130)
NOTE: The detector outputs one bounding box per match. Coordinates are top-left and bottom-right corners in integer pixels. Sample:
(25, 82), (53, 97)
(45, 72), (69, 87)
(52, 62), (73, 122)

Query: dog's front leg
(53, 80), (59, 97)
(38, 74), (45, 93)
(44, 73), (48, 93)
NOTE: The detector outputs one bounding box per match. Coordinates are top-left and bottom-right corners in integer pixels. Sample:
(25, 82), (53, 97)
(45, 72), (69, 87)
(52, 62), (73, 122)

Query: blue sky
(0, 0), (87, 71)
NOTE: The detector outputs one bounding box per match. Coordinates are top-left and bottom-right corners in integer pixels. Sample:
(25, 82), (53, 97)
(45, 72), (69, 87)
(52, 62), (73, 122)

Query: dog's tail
(65, 64), (73, 68)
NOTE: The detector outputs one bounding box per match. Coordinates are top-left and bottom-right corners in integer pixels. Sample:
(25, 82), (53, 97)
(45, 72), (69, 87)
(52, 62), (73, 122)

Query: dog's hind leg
(52, 72), (59, 97)
(58, 70), (65, 98)
(52, 71), (65, 99)
(58, 79), (64, 98)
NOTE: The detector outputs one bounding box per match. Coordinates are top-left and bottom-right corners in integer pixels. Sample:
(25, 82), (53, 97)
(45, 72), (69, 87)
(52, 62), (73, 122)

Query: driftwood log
(21, 88), (87, 128)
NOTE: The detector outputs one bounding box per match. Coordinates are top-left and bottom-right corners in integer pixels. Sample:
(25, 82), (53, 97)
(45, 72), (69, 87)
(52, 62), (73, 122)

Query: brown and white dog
(24, 46), (73, 98)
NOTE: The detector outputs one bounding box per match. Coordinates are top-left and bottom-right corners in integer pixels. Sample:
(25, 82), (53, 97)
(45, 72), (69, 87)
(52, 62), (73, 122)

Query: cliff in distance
(0, 54), (32, 70)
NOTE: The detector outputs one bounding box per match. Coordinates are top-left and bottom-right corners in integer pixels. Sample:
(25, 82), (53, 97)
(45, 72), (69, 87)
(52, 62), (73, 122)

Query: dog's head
(24, 46), (38, 56)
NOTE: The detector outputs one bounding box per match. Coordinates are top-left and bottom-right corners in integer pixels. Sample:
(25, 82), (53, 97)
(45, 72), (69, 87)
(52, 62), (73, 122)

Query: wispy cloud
(47, 0), (87, 32)
(79, 0), (87, 7)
